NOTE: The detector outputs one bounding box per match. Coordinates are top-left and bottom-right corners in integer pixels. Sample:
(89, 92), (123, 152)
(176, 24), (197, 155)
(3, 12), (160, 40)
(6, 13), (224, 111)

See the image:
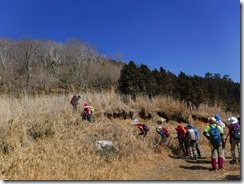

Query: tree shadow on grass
(224, 175), (241, 180)
(179, 165), (210, 170)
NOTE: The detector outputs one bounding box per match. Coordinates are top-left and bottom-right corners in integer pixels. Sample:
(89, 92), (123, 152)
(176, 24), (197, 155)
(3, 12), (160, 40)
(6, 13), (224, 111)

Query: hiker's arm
(203, 131), (210, 140)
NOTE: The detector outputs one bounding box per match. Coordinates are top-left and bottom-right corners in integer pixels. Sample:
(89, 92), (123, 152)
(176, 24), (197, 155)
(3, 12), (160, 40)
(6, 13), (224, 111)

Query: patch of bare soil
(127, 144), (241, 181)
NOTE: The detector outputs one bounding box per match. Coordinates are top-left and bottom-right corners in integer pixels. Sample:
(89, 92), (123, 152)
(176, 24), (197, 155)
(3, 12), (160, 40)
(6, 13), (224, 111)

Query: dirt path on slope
(128, 145), (241, 181)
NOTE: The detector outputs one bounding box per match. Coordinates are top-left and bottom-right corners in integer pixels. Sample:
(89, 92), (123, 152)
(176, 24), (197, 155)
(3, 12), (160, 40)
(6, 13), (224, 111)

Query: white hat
(208, 117), (216, 124)
(158, 126), (162, 129)
(228, 117), (238, 125)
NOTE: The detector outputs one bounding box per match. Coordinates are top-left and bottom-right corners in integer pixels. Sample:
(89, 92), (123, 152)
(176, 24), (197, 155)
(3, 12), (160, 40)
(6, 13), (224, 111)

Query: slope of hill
(0, 93), (240, 180)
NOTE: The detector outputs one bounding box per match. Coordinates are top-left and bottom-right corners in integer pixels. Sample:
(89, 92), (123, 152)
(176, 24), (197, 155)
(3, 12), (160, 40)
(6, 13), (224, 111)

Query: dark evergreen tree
(137, 64), (158, 98)
(117, 61), (138, 99)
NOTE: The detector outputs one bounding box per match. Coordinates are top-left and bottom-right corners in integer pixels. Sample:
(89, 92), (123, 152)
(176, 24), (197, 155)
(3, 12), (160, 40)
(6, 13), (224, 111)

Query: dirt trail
(129, 144), (241, 181)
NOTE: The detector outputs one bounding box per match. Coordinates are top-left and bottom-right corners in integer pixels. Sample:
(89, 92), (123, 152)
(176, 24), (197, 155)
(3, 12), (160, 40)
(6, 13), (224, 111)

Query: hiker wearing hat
(203, 117), (224, 171)
(156, 126), (170, 146)
(186, 124), (201, 159)
(185, 124), (198, 160)
(226, 117), (240, 164)
(136, 123), (149, 138)
(70, 95), (81, 110)
(175, 125), (187, 156)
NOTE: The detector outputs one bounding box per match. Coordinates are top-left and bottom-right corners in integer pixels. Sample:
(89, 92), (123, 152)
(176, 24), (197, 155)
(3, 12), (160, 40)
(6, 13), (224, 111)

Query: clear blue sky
(0, 0), (240, 82)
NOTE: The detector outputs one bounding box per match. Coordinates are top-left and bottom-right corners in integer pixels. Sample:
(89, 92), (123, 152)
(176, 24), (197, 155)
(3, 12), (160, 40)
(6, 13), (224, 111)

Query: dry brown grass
(0, 91), (238, 180)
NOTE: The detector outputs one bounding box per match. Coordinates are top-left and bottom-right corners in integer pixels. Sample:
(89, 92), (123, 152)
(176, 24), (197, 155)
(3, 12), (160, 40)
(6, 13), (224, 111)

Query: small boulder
(94, 140), (119, 156)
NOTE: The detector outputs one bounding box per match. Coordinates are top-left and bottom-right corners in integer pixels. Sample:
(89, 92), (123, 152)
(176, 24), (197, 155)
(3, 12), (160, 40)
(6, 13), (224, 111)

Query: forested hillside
(0, 37), (123, 94)
(118, 61), (240, 114)
(0, 38), (240, 113)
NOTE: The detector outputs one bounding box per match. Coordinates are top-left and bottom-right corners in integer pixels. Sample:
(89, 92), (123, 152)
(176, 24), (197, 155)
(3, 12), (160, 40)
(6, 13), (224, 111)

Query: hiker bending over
(137, 123), (149, 138)
(226, 117), (240, 164)
(156, 126), (170, 146)
(175, 125), (187, 156)
(70, 95), (81, 110)
(185, 124), (198, 160)
(203, 117), (224, 171)
(83, 102), (94, 123)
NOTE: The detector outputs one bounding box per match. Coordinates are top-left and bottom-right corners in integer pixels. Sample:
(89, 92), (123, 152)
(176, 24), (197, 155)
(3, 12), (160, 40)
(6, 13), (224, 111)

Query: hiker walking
(226, 117), (240, 164)
(83, 102), (95, 123)
(156, 126), (170, 146)
(185, 124), (198, 160)
(175, 125), (187, 156)
(136, 123), (149, 138)
(203, 117), (224, 171)
(70, 95), (81, 110)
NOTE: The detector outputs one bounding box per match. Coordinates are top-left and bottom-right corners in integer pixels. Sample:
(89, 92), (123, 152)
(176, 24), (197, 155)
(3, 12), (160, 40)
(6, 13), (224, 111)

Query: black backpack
(70, 96), (76, 105)
(142, 124), (149, 132)
(232, 123), (240, 140)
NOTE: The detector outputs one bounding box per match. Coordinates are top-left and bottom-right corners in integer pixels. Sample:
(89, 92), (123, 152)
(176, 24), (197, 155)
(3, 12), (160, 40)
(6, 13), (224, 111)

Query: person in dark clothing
(70, 95), (81, 110)
(137, 123), (149, 138)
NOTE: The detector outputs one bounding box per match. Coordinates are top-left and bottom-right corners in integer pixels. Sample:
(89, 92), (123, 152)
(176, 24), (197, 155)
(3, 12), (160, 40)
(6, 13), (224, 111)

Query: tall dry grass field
(0, 91), (237, 180)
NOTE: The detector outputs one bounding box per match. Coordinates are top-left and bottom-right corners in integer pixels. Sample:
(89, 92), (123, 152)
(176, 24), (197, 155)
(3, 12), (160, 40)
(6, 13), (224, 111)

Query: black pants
(138, 131), (147, 137)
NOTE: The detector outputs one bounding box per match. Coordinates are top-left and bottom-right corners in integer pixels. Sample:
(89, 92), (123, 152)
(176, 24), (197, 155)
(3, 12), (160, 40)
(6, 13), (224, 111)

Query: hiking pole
(224, 133), (229, 144)
(222, 132), (229, 160)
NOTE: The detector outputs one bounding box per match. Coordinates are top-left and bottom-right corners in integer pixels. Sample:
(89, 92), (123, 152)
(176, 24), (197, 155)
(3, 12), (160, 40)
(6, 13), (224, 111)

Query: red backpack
(163, 128), (170, 138)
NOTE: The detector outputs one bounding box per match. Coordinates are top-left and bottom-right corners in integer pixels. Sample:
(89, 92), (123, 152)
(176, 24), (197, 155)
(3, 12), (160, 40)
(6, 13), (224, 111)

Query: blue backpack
(209, 125), (222, 145)
(194, 129), (200, 139)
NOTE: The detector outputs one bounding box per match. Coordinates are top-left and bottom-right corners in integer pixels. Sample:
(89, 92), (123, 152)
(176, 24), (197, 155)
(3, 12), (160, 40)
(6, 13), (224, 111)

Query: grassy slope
(0, 92), (240, 180)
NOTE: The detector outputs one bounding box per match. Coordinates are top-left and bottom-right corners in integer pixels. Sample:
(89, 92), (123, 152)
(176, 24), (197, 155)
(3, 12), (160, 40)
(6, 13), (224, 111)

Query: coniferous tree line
(118, 61), (240, 113)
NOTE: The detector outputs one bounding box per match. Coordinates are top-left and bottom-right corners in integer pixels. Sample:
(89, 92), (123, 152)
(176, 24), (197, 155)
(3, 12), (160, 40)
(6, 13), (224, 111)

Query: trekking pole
(224, 133), (229, 144)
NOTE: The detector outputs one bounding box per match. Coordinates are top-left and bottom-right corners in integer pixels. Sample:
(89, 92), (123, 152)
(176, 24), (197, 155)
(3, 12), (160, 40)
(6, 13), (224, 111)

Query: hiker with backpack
(187, 124), (202, 159)
(214, 114), (227, 159)
(83, 102), (95, 123)
(203, 117), (224, 171)
(70, 95), (81, 110)
(136, 123), (149, 138)
(156, 126), (170, 146)
(175, 125), (187, 156)
(185, 124), (198, 160)
(226, 117), (240, 164)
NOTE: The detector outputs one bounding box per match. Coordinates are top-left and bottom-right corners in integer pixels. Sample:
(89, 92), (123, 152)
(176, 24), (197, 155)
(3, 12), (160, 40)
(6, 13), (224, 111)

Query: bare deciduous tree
(0, 38), (12, 70)
(15, 39), (40, 86)
(40, 41), (64, 75)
